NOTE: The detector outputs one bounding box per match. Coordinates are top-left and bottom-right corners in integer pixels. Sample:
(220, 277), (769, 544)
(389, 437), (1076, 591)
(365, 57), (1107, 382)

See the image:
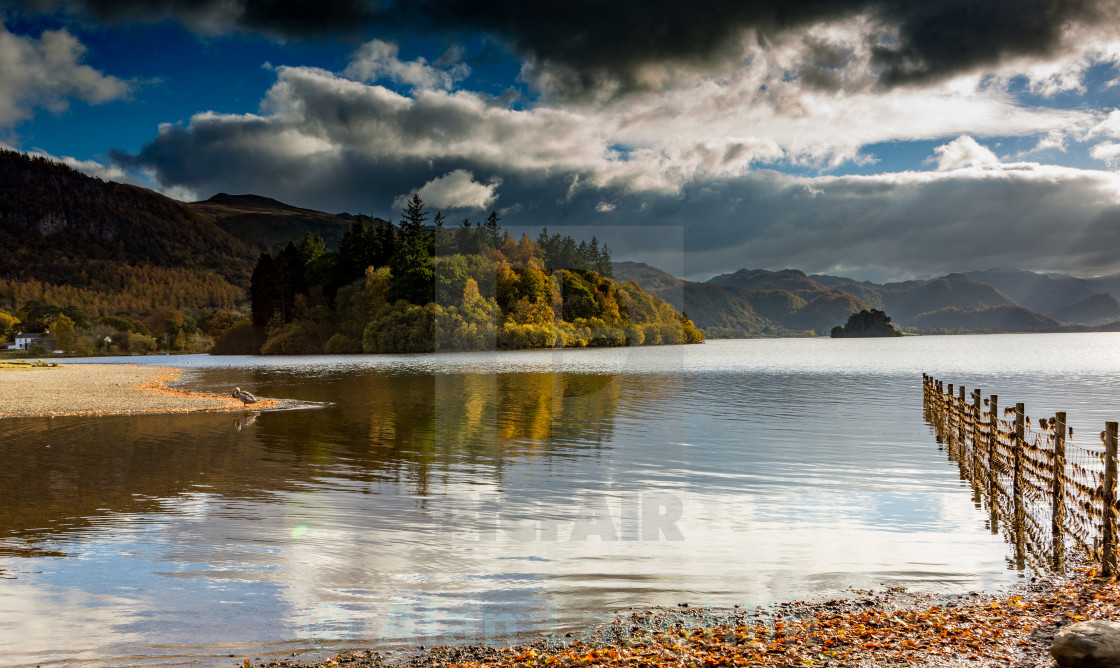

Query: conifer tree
(390, 194), (434, 304)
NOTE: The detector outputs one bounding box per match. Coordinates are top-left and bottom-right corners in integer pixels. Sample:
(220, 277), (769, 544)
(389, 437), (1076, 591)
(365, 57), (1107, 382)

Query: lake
(4, 334), (1120, 666)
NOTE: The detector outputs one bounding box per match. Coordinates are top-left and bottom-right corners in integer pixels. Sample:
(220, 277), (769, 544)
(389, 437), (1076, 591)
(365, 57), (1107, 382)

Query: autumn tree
(0, 311), (18, 341)
(53, 313), (75, 351)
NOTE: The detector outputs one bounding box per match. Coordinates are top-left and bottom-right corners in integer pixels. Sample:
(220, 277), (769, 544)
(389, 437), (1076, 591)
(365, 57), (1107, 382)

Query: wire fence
(923, 374), (1119, 574)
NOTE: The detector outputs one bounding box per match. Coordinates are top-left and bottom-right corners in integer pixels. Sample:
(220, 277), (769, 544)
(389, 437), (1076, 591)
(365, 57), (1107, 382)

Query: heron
(232, 387), (258, 405)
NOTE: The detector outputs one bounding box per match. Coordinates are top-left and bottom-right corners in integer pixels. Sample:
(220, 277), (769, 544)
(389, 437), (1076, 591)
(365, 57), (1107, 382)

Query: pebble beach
(0, 363), (275, 418)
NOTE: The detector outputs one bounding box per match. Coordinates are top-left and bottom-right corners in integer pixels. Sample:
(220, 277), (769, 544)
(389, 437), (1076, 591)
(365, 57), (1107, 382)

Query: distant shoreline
(0, 363), (276, 418)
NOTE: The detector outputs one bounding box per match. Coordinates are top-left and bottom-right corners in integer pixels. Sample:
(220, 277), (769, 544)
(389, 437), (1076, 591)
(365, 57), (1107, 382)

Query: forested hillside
(0, 149), (257, 352)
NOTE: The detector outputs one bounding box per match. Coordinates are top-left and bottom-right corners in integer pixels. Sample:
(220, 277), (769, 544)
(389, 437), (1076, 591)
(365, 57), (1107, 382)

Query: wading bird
(231, 387), (258, 405)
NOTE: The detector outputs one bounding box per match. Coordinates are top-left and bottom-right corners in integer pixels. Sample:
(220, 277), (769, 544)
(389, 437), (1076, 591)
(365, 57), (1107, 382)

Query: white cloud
(1022, 130), (1068, 156)
(393, 169), (500, 211)
(1091, 141), (1120, 167)
(594, 201), (616, 213)
(931, 136), (1001, 171)
(344, 39), (469, 91)
(1090, 109), (1120, 139)
(0, 21), (130, 127)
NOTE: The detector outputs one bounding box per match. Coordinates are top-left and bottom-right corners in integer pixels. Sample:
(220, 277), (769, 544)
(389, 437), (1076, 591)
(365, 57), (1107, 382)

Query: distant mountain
(615, 263), (867, 336)
(791, 291), (869, 332)
(961, 269), (1099, 314)
(810, 274), (886, 309)
(910, 305), (1061, 333)
(188, 193), (362, 252)
(620, 261), (1120, 337)
(1049, 292), (1120, 325)
(878, 273), (1016, 321)
(709, 268), (827, 294)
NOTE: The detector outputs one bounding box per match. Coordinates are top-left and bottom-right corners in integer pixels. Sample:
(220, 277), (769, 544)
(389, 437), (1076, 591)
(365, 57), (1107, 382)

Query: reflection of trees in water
(0, 370), (629, 547)
(254, 372), (622, 495)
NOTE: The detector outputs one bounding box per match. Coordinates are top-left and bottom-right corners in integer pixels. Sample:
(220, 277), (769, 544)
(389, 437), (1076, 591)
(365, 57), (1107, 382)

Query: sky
(3, 0), (1120, 282)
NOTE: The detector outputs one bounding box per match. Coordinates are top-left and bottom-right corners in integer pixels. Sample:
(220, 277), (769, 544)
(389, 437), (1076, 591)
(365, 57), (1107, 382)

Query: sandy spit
(0, 364), (276, 418)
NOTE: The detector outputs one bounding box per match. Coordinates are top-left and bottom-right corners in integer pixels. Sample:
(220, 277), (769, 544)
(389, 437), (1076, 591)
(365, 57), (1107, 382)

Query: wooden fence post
(988, 394), (999, 534)
(1013, 402), (1026, 570)
(1103, 422), (1117, 577)
(970, 389), (983, 503)
(1014, 403), (1025, 499)
(958, 386), (967, 455)
(1052, 411), (1066, 568)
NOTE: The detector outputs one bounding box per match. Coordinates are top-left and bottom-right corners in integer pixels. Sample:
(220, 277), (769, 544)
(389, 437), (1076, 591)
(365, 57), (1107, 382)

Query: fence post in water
(1052, 411), (1067, 568)
(1014, 404), (1025, 500)
(971, 390), (982, 461)
(958, 386), (967, 456)
(1103, 422), (1118, 577)
(988, 395), (999, 534)
(969, 389), (983, 505)
(1013, 402), (1026, 570)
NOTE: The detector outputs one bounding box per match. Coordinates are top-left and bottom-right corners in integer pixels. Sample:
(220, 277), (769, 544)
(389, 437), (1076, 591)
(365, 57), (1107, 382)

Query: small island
(830, 309), (904, 338)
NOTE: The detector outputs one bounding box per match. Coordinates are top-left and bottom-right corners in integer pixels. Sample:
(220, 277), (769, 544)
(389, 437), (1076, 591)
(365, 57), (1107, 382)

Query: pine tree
(481, 210), (502, 248)
(390, 195), (434, 304)
(250, 252), (279, 327)
(433, 211), (454, 256)
(456, 219), (479, 255)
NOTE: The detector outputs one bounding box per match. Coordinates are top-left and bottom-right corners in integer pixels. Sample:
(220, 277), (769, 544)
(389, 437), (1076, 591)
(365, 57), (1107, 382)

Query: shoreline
(261, 566), (1114, 668)
(0, 363), (278, 418)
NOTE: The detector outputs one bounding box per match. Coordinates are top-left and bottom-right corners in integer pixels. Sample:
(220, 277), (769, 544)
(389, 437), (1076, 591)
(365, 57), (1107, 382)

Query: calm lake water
(4, 334), (1120, 666)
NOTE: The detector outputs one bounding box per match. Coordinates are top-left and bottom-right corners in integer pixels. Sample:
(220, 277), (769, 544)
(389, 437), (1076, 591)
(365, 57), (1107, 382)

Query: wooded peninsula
(220, 194), (704, 354)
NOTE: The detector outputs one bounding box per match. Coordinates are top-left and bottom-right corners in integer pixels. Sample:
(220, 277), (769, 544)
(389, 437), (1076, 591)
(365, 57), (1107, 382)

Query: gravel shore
(0, 363), (275, 418)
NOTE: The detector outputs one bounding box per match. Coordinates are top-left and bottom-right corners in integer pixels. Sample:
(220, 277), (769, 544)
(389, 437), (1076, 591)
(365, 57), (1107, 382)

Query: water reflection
(0, 370), (624, 549)
(6, 338), (1097, 666)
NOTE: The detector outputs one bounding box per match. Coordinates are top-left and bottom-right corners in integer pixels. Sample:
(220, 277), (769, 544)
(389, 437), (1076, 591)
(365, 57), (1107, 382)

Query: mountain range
(614, 263), (1120, 337)
(3, 148), (1120, 339)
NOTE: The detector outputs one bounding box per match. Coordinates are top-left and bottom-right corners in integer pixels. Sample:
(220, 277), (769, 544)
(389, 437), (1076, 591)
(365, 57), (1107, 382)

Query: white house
(7, 331), (53, 350)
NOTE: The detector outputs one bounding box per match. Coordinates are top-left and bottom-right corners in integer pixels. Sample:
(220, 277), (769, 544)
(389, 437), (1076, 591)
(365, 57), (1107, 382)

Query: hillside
(962, 269), (1098, 314)
(0, 149), (254, 321)
(618, 262), (1120, 337)
(910, 305), (1061, 333)
(614, 263), (787, 337)
(614, 263), (862, 336)
(810, 274), (886, 309)
(878, 273), (1016, 322)
(1050, 292), (1120, 325)
(709, 268), (828, 294)
(188, 193), (360, 252)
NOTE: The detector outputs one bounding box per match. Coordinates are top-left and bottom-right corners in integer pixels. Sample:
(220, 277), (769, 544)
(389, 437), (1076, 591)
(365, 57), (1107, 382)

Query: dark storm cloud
(12, 0), (376, 38)
(871, 0), (1113, 86)
(421, 0), (1118, 95)
(12, 0), (1117, 93)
